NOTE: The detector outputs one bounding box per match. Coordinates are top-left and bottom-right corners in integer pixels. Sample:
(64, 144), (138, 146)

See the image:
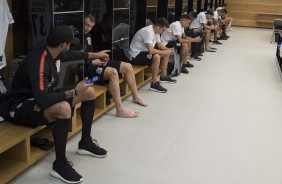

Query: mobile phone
(101, 56), (110, 62)
(84, 76), (100, 84)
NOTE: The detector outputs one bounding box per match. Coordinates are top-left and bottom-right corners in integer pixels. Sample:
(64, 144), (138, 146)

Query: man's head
(205, 9), (214, 20)
(221, 9), (228, 18)
(154, 17), (170, 34)
(188, 10), (198, 20)
(84, 14), (96, 34)
(47, 24), (79, 52)
(179, 14), (192, 29)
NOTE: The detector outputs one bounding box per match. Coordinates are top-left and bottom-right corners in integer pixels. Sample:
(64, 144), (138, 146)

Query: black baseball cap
(206, 9), (214, 16)
(48, 24), (80, 46)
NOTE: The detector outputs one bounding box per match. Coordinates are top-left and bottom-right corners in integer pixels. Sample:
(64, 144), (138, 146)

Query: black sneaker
(219, 35), (228, 40)
(51, 159), (83, 184)
(183, 62), (194, 68)
(149, 82), (167, 93)
(181, 66), (189, 74)
(77, 138), (107, 158)
(159, 76), (177, 83)
(213, 40), (222, 45)
(190, 55), (201, 61)
(222, 33), (230, 38)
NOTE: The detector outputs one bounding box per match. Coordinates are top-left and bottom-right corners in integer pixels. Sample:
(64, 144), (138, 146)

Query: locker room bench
(0, 64), (151, 183)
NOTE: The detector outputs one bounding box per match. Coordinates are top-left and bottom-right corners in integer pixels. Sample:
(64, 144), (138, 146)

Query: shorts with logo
(131, 51), (154, 66)
(86, 60), (122, 85)
(10, 98), (73, 128)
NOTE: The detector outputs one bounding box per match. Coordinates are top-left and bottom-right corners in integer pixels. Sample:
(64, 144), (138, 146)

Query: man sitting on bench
(189, 9), (220, 52)
(129, 17), (176, 93)
(161, 14), (201, 74)
(9, 25), (109, 183)
(84, 14), (148, 118)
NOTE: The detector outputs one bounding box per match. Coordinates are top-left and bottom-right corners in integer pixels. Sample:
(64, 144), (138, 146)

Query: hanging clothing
(0, 0), (14, 70)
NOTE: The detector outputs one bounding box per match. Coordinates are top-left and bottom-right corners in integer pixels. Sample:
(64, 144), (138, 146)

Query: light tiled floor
(9, 27), (282, 184)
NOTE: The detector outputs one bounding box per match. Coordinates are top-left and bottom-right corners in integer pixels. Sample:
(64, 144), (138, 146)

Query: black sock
(52, 118), (70, 163)
(80, 99), (95, 142)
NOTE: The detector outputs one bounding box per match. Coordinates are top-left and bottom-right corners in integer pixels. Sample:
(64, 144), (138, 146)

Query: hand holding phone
(84, 76), (100, 84)
(101, 56), (110, 62)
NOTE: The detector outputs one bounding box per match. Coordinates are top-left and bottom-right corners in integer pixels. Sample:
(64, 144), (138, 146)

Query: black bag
(113, 44), (130, 62)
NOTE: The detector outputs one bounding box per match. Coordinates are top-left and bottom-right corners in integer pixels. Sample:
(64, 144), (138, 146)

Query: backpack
(167, 49), (181, 77)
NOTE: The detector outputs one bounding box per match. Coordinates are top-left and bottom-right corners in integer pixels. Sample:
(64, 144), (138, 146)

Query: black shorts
(86, 60), (122, 85)
(10, 98), (73, 128)
(131, 51), (154, 66)
(166, 41), (182, 54)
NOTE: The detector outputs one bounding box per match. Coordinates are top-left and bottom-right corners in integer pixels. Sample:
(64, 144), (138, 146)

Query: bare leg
(119, 62), (148, 107)
(103, 67), (138, 118)
(205, 29), (212, 50)
(151, 54), (161, 83)
(214, 28), (219, 41)
(160, 54), (169, 77)
(179, 43), (189, 65)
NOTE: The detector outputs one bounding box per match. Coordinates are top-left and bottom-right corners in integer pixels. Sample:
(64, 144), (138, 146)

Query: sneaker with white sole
(77, 138), (107, 158)
(190, 55), (201, 61)
(51, 159), (83, 184)
(159, 76), (177, 83)
(149, 82), (167, 93)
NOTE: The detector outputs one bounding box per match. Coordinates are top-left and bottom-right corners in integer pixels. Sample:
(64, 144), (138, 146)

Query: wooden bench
(257, 13), (282, 23)
(0, 65), (151, 183)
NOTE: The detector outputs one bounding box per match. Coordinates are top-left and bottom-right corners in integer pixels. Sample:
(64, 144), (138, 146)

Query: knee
(107, 68), (119, 79)
(85, 86), (96, 100)
(182, 43), (188, 51)
(55, 101), (72, 119)
(153, 54), (160, 62)
(123, 63), (133, 73)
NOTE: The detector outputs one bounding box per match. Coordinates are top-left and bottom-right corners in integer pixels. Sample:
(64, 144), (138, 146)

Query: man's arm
(59, 50), (110, 62)
(147, 43), (172, 56)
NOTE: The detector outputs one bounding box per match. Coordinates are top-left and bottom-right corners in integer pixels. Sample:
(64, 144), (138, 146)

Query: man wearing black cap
(9, 24), (109, 183)
(189, 9), (220, 52)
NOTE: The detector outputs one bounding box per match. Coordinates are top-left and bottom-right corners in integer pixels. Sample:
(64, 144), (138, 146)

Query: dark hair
(47, 36), (60, 47)
(188, 10), (197, 19)
(155, 17), (170, 28)
(85, 13), (96, 23)
(180, 14), (191, 21)
(222, 9), (228, 14)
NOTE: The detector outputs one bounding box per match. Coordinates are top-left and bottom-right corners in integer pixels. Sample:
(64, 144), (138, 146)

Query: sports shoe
(77, 138), (107, 158)
(149, 82), (167, 93)
(181, 66), (189, 74)
(223, 33), (230, 38)
(219, 35), (228, 40)
(51, 159), (83, 184)
(159, 76), (177, 83)
(213, 40), (222, 45)
(190, 55), (201, 61)
(183, 62), (194, 68)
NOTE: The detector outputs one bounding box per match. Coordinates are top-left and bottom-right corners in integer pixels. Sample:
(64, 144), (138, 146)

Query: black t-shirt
(9, 46), (88, 110)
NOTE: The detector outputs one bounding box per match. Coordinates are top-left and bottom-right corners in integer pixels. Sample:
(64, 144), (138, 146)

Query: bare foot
(116, 108), (139, 118)
(133, 97), (148, 107)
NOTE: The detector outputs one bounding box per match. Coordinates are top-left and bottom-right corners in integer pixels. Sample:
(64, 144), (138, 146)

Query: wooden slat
(0, 122), (44, 154)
